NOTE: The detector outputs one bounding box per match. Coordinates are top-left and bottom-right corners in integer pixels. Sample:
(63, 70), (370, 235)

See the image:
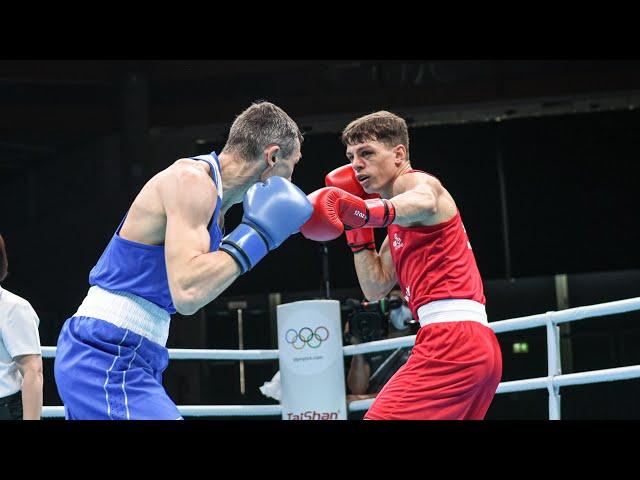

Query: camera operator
(344, 290), (416, 406)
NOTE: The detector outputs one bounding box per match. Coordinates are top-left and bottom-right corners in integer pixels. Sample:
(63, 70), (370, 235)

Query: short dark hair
(341, 111), (410, 160)
(0, 234), (8, 283)
(222, 101), (303, 161)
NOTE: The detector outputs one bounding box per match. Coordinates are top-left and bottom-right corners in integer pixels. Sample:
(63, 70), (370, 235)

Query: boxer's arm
(388, 181), (439, 227)
(353, 235), (397, 301)
(161, 165), (241, 315)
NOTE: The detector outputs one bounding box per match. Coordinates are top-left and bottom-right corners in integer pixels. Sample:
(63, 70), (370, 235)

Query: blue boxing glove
(219, 176), (313, 274)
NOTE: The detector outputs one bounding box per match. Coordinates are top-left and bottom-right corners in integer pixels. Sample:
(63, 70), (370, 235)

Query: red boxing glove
(300, 188), (346, 241)
(337, 194), (396, 229)
(345, 228), (376, 253)
(325, 164), (380, 200)
(325, 165), (381, 253)
(300, 187), (396, 243)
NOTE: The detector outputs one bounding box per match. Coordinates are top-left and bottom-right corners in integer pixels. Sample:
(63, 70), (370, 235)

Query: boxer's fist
(220, 177), (313, 273)
(324, 164), (380, 200)
(300, 186), (395, 242)
(345, 228), (376, 254)
(325, 165), (378, 252)
(299, 187), (346, 241)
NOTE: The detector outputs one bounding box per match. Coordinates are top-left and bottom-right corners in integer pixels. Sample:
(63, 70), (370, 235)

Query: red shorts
(364, 321), (502, 420)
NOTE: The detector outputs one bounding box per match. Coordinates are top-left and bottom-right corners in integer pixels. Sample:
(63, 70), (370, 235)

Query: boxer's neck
(217, 152), (262, 214)
(381, 162), (413, 198)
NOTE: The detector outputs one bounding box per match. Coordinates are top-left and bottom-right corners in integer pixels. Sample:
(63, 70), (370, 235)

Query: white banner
(277, 300), (347, 420)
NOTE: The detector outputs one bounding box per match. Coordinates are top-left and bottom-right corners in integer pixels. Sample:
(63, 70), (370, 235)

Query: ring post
(545, 312), (562, 420)
(277, 299), (347, 420)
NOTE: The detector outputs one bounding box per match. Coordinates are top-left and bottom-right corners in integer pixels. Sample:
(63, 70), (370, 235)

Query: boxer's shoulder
(166, 158), (215, 183)
(393, 170), (442, 196)
(156, 159), (218, 201)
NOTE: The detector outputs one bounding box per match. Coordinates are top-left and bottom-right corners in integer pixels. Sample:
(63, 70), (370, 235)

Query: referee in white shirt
(0, 234), (43, 420)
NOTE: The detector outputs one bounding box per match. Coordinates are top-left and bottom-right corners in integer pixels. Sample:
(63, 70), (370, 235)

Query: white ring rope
(41, 347), (279, 360)
(39, 296), (640, 418)
(343, 336), (414, 356)
(347, 364), (640, 412)
(489, 296), (640, 333)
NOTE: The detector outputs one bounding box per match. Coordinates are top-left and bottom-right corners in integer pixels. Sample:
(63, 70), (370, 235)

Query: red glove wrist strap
(363, 199), (396, 228)
(345, 228), (375, 253)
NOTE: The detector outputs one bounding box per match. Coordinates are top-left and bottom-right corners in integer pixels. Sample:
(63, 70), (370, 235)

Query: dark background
(1, 60), (639, 419)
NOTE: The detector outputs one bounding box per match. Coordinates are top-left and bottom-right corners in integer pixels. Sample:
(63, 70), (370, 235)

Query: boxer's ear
(264, 145), (280, 168)
(393, 144), (407, 165)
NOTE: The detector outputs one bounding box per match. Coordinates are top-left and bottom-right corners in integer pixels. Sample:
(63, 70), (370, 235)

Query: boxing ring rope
(40, 296), (640, 419)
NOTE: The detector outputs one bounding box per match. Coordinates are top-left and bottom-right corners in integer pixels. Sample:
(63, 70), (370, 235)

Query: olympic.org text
(293, 355), (323, 362)
(287, 410), (339, 420)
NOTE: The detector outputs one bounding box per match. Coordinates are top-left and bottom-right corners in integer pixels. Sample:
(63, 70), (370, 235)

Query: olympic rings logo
(285, 327), (330, 349)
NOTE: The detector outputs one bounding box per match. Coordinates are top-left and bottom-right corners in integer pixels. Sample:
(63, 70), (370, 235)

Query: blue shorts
(54, 316), (182, 420)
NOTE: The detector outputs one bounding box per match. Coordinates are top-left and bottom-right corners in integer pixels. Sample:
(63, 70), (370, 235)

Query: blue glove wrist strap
(219, 223), (269, 274)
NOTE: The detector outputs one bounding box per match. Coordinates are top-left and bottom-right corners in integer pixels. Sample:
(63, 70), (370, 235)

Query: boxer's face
(346, 140), (404, 194)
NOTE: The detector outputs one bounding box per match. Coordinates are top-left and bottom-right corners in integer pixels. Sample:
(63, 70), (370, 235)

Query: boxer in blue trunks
(54, 101), (312, 419)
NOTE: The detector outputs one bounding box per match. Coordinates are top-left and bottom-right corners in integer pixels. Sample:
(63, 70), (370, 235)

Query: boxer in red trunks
(301, 111), (502, 419)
